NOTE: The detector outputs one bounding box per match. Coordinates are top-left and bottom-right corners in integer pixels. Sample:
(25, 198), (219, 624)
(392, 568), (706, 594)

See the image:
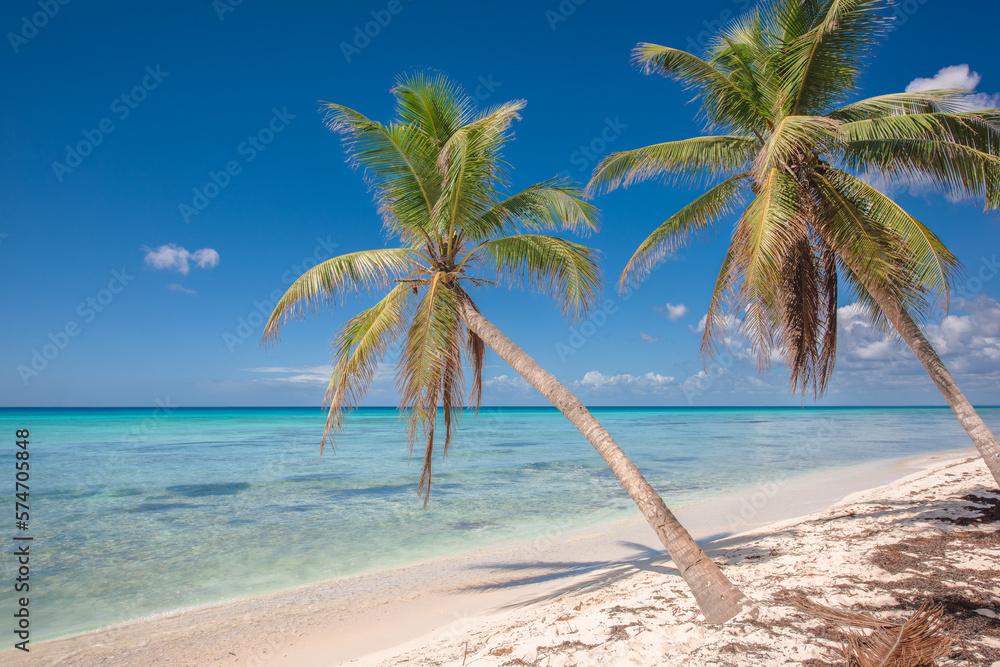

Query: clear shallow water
(0, 406), (995, 640)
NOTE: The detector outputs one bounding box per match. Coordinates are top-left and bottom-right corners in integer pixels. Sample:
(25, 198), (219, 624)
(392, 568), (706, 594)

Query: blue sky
(3, 0), (1000, 408)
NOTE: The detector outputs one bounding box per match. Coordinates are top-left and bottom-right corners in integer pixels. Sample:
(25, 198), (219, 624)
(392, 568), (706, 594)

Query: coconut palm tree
(261, 74), (746, 623)
(588, 0), (1000, 487)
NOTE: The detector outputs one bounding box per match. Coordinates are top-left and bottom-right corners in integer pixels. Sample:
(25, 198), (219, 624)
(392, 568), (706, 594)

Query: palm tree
(261, 74), (746, 623)
(588, 0), (1000, 487)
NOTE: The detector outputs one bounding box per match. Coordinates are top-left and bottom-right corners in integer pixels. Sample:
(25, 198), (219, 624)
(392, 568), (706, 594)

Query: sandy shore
(5, 449), (998, 666)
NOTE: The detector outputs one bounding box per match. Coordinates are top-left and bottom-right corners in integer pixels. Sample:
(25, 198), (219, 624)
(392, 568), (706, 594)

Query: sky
(2, 0), (1000, 409)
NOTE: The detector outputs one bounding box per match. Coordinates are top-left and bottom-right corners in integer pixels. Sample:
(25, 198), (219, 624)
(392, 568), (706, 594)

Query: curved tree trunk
(460, 301), (746, 624)
(866, 288), (1000, 488)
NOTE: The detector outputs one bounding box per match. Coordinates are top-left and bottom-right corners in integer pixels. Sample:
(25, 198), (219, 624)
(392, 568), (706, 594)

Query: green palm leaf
(262, 249), (416, 344)
(588, 135), (758, 194)
(775, 0), (890, 116)
(729, 168), (803, 361)
(824, 169), (960, 302)
(322, 285), (417, 450)
(620, 173), (749, 290)
(474, 234), (602, 320)
(841, 137), (1000, 209)
(828, 89), (971, 121)
(632, 43), (768, 133)
(323, 104), (440, 239)
(753, 115), (841, 182)
(467, 179), (599, 241)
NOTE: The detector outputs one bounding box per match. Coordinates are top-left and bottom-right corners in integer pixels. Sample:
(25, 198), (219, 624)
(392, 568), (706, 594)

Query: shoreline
(2, 446), (982, 666)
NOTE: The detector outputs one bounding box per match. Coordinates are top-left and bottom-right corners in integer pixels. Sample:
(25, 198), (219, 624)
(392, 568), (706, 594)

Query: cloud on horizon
(243, 365), (332, 385)
(830, 296), (1000, 394)
(485, 374), (531, 392)
(576, 370), (675, 391)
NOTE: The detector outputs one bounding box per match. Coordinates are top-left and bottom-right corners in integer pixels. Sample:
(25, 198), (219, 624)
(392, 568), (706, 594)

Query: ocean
(0, 406), (994, 641)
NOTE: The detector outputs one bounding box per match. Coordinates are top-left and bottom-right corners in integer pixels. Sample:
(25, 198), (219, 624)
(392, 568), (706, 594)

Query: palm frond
(775, 0), (891, 116)
(828, 89), (971, 121)
(779, 234), (823, 394)
(632, 43), (768, 133)
(392, 72), (475, 147)
(323, 104), (440, 240)
(476, 234), (602, 320)
(620, 173), (749, 290)
(706, 10), (784, 119)
(321, 285), (416, 451)
(262, 248), (416, 344)
(701, 244), (739, 361)
(587, 135), (758, 195)
(812, 170), (932, 328)
(434, 100), (526, 236)
(467, 179), (599, 241)
(753, 115), (841, 183)
(729, 168), (804, 364)
(396, 276), (466, 505)
(838, 111), (1000, 152)
(840, 137), (1000, 209)
(816, 242), (839, 393)
(825, 169), (961, 305)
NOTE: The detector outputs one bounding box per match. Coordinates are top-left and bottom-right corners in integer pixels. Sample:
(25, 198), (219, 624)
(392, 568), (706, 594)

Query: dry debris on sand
(382, 456), (1000, 666)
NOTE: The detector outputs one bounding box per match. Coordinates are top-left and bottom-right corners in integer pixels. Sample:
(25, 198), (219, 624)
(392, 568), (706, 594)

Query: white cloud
(243, 365), (333, 385)
(906, 64), (981, 93)
(167, 283), (197, 295)
(661, 303), (689, 321)
(191, 248), (220, 269)
(484, 374), (530, 391)
(833, 296), (1000, 390)
(639, 332), (659, 344)
(923, 296), (1000, 372)
(690, 312), (743, 338)
(237, 362), (404, 402)
(905, 64), (1000, 111)
(577, 370), (674, 390)
(836, 303), (905, 361)
(143, 244), (220, 275)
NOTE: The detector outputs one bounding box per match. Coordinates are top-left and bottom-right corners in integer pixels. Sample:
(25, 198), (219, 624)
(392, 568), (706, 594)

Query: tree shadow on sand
(460, 484), (999, 615)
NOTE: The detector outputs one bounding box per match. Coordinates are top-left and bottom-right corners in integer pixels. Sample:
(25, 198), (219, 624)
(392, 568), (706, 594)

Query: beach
(5, 448), (997, 666)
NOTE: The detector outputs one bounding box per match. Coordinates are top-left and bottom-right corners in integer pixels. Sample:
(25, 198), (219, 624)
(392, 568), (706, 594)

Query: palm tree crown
(263, 73), (601, 502)
(589, 0), (1000, 397)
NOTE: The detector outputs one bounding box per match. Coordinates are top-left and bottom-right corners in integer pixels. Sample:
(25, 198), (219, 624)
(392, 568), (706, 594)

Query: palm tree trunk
(866, 289), (1000, 488)
(460, 300), (746, 623)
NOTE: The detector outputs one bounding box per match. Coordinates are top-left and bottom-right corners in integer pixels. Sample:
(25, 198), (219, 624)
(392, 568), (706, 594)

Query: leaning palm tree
(261, 74), (745, 623)
(588, 0), (1000, 487)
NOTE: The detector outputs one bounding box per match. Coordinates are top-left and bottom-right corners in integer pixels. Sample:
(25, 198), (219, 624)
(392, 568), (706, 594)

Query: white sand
(5, 449), (998, 666)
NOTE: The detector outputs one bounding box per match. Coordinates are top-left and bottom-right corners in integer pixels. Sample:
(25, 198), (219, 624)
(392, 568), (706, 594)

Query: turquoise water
(0, 406), (995, 640)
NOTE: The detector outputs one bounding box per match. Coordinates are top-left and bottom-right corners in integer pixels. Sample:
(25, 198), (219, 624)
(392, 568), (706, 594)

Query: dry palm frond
(791, 597), (953, 667)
